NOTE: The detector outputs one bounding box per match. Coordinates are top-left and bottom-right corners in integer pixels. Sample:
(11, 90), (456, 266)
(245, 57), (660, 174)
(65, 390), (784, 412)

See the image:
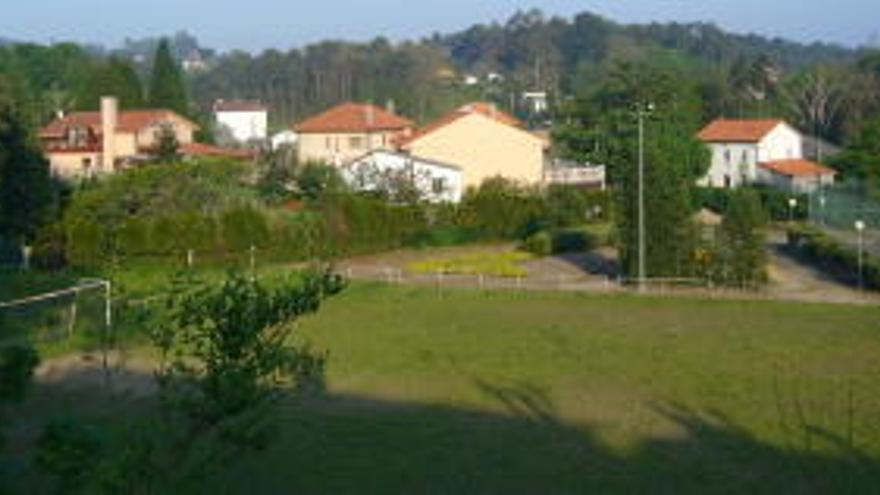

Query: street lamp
(818, 195), (826, 226)
(636, 102), (654, 292)
(788, 198), (798, 223)
(855, 220), (866, 292)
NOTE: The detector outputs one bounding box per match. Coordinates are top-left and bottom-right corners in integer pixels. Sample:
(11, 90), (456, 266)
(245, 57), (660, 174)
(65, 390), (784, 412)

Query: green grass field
(6, 276), (880, 493)
(202, 283), (880, 494)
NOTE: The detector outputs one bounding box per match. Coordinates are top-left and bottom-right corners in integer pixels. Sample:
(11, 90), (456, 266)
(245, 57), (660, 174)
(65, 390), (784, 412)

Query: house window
(82, 158), (92, 170)
(325, 137), (332, 148)
(349, 136), (364, 149)
(432, 177), (446, 194)
(741, 150), (749, 164)
(724, 175), (731, 189)
(724, 149), (732, 165)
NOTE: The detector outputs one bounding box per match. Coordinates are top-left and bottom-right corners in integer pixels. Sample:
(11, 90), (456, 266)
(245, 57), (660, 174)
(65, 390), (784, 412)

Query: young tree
(718, 189), (768, 288)
(153, 122), (181, 163)
(148, 39), (189, 116)
(0, 80), (56, 243)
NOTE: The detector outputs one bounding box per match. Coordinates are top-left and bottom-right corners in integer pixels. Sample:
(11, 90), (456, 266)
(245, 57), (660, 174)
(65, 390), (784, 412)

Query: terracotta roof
(397, 102), (523, 148)
(697, 119), (785, 143)
(759, 159), (837, 177)
(179, 142), (257, 159)
(213, 100), (267, 112)
(293, 102), (413, 133)
(40, 110), (199, 137)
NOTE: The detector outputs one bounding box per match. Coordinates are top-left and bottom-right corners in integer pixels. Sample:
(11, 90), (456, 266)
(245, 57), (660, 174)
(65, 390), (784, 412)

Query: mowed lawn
(212, 283), (880, 494)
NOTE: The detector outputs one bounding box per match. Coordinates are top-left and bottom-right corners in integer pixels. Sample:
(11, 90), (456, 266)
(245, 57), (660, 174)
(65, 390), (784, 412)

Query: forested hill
(0, 9), (869, 130)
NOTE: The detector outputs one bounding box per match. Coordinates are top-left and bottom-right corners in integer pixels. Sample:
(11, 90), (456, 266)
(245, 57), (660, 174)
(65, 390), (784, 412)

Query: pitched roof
(213, 100), (268, 112)
(759, 159), (837, 177)
(40, 110), (199, 137)
(397, 102), (523, 148)
(697, 119), (785, 143)
(293, 102), (413, 133)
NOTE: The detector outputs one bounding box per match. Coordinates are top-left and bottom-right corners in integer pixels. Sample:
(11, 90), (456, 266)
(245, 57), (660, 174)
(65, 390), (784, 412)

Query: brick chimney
(100, 96), (119, 173)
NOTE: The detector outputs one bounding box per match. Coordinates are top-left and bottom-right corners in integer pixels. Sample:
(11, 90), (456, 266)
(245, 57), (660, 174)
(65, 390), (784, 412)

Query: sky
(1, 0), (877, 52)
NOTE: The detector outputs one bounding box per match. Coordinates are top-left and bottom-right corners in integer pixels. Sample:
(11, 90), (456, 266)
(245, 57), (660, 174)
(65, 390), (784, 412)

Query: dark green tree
(831, 117), (880, 192)
(0, 80), (56, 243)
(558, 61), (709, 279)
(75, 57), (144, 110)
(148, 39), (189, 116)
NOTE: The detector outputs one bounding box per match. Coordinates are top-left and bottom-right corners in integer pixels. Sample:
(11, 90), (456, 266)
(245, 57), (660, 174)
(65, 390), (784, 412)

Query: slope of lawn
(212, 283), (880, 494)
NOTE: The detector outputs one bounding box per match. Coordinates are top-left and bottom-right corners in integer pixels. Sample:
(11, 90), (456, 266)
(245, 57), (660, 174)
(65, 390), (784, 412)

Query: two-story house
(697, 118), (836, 193)
(398, 102), (547, 189)
(293, 102), (413, 165)
(40, 97), (199, 177)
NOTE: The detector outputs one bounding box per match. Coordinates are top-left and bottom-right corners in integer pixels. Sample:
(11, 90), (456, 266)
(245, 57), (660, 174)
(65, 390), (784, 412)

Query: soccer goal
(0, 279), (112, 353)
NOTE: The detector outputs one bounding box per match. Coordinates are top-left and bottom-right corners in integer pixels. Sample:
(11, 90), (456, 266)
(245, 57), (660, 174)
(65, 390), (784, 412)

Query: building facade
(39, 97), (199, 177)
(213, 100), (268, 144)
(342, 150), (463, 203)
(400, 103), (546, 189)
(293, 102), (413, 165)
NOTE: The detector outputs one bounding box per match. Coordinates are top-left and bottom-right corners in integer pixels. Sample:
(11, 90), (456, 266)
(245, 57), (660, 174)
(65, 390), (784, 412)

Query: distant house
(214, 100), (268, 144)
(40, 97), (199, 177)
(522, 91), (549, 114)
(293, 102), (413, 165)
(696, 118), (836, 192)
(342, 150), (463, 203)
(543, 159), (606, 190)
(40, 96), (251, 178)
(398, 102), (546, 189)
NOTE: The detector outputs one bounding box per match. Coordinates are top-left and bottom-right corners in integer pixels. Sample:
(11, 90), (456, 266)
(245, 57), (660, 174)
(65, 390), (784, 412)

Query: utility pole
(636, 103), (654, 292)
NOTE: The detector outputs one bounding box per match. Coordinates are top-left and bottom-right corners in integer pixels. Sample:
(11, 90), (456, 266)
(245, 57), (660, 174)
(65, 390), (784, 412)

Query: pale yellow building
(399, 103), (546, 189)
(293, 102), (414, 165)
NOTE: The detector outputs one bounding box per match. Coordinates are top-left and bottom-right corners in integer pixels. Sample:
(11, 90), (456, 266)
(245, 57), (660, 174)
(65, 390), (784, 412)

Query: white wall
(216, 110), (268, 143)
(342, 151), (463, 203)
(700, 142), (759, 188)
(758, 124), (802, 163)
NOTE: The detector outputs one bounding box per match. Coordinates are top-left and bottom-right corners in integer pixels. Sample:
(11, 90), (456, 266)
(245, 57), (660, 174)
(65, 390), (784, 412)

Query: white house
(271, 130), (298, 150)
(522, 91), (549, 114)
(213, 100), (268, 144)
(696, 118), (836, 192)
(341, 150), (463, 203)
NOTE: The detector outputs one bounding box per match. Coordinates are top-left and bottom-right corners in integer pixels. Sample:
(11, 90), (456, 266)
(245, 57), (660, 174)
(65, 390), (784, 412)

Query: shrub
(67, 219), (108, 267)
(30, 224), (67, 271)
(552, 228), (597, 253)
(523, 231), (553, 256)
(787, 224), (880, 290)
(221, 206), (270, 252)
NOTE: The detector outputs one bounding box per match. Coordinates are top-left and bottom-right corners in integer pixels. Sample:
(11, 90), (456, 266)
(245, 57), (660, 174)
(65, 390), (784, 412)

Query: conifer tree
(148, 39), (189, 116)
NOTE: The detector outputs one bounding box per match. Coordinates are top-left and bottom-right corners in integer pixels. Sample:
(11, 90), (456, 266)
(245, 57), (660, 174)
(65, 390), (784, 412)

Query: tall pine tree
(148, 39), (189, 116)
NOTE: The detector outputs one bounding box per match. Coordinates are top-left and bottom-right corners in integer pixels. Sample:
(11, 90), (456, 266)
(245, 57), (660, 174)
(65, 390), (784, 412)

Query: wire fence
(810, 184), (880, 257)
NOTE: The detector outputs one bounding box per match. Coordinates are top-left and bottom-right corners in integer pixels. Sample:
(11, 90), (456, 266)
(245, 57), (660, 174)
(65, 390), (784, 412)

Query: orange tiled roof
(398, 102), (523, 147)
(40, 110), (199, 137)
(759, 159), (837, 177)
(293, 102), (413, 133)
(697, 119), (785, 143)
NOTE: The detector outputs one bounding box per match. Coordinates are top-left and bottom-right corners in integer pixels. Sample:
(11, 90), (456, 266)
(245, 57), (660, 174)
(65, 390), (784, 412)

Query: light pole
(855, 220), (865, 292)
(636, 103), (654, 292)
(788, 198), (798, 223)
(818, 195), (826, 226)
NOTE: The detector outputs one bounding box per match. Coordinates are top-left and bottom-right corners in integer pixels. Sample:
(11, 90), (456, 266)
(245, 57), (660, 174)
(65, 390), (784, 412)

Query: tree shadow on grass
(7, 370), (880, 494)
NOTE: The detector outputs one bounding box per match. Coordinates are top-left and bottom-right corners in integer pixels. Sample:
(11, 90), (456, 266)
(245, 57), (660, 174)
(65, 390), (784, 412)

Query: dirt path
(337, 242), (879, 306)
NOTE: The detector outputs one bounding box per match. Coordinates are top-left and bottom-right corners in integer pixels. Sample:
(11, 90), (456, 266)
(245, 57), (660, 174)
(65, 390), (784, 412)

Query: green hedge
(786, 224), (880, 290)
(696, 186), (808, 222)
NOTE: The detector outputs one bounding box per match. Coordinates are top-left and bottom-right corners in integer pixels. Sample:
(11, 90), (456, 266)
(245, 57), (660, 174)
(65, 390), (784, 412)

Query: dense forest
(0, 9), (878, 142)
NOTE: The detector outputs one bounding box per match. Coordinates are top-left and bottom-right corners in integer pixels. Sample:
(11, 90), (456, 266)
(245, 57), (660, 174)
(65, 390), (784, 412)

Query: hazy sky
(2, 0), (877, 52)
